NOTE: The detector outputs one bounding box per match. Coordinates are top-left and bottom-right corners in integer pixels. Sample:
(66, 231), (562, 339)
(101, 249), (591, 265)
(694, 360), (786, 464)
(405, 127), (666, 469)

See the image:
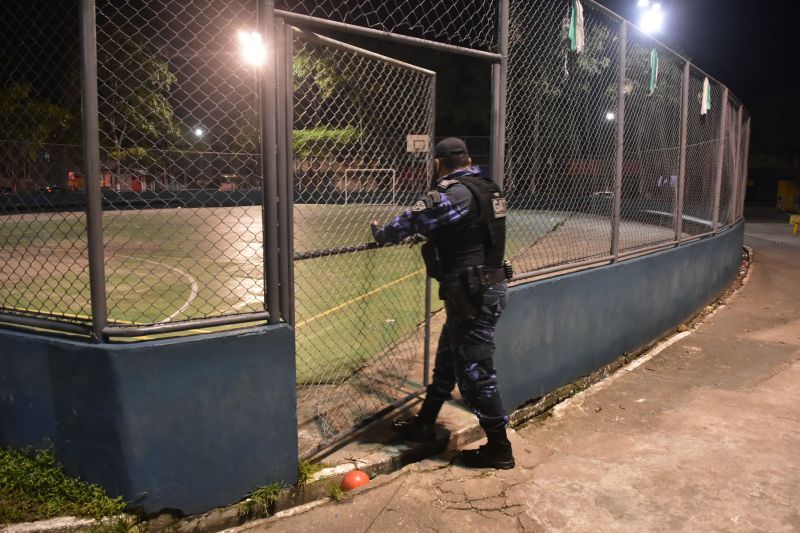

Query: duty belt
(472, 265), (507, 285)
(441, 262), (512, 321)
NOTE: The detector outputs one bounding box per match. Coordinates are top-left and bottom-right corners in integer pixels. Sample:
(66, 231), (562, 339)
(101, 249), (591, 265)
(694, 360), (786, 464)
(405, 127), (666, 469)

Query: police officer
(370, 137), (514, 469)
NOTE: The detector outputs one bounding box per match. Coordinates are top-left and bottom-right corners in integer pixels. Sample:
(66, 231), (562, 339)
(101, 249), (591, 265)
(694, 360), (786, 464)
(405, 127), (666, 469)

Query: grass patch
(241, 483), (282, 517)
(0, 446), (125, 524)
(298, 460), (327, 487)
(86, 515), (140, 533)
(327, 483), (345, 502)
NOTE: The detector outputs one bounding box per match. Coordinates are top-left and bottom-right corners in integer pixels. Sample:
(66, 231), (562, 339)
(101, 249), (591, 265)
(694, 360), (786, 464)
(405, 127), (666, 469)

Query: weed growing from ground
(297, 460), (326, 487)
(241, 483), (282, 517)
(328, 483), (345, 502)
(0, 446), (126, 523)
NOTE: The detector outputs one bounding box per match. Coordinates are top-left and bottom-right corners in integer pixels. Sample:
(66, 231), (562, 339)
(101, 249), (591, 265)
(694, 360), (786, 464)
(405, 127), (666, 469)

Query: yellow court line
(7, 268), (425, 338)
(295, 268), (425, 329)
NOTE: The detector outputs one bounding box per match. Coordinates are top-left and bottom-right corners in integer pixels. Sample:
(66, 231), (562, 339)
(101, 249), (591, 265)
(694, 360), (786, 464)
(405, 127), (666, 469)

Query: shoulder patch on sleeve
(426, 190), (441, 205)
(436, 179), (460, 190)
(412, 190), (442, 212)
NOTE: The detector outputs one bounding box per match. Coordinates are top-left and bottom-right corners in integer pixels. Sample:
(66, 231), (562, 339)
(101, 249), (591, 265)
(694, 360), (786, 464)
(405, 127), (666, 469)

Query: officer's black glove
(370, 220), (387, 245)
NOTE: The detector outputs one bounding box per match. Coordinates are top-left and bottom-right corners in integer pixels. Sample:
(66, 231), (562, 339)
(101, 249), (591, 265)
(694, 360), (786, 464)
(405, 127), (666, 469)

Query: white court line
(116, 255), (199, 322)
(232, 295), (262, 310)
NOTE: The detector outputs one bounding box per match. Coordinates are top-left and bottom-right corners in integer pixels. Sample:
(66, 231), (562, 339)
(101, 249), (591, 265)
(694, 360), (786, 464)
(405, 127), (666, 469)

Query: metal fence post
(610, 21), (627, 260)
(711, 86), (729, 234)
(284, 23), (296, 326)
(729, 104), (744, 226)
(675, 61), (690, 242)
(259, 0), (281, 324)
(490, 0), (508, 188)
(739, 117), (751, 221)
(275, 17), (291, 324)
(79, 0), (107, 342)
(736, 105), (744, 209)
(423, 74), (437, 388)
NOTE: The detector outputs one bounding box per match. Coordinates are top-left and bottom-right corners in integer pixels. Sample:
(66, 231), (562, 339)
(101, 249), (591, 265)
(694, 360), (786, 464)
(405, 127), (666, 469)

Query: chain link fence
(679, 68), (722, 236)
(719, 98), (742, 227)
(0, 2), (90, 326)
(275, 0), (497, 52)
(1, 0), (749, 455)
(93, 0), (267, 327)
(290, 29), (435, 456)
(618, 27), (683, 252)
(505, 0), (749, 281)
(506, 2), (619, 273)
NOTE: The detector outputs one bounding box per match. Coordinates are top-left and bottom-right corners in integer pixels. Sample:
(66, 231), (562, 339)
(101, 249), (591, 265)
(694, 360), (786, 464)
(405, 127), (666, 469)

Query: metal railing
(0, 0), (749, 456)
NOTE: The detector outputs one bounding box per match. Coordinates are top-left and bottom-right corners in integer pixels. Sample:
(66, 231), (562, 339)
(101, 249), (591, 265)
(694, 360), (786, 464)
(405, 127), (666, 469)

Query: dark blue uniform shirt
(372, 167), (482, 244)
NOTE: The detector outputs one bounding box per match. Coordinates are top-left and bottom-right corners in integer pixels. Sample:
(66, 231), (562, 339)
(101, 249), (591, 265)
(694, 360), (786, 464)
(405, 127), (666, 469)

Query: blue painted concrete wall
(496, 222), (744, 410)
(0, 222), (744, 515)
(0, 325), (298, 515)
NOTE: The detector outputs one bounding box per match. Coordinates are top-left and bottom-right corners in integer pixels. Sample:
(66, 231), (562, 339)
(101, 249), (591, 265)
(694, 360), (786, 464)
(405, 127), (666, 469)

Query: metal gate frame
(261, 0), (509, 459)
(277, 19), (448, 459)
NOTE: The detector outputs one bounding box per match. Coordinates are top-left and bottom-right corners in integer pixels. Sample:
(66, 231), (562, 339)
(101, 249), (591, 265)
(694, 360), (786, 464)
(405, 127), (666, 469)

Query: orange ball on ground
(341, 470), (370, 491)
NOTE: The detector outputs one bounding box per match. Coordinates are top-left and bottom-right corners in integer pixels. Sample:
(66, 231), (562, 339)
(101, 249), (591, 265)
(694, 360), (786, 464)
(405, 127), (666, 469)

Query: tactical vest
(430, 174), (507, 276)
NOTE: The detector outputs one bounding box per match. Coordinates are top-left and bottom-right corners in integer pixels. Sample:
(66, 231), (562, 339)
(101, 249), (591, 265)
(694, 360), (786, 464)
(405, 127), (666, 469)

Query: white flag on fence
(701, 77), (712, 115)
(649, 49), (659, 95)
(569, 0), (585, 53)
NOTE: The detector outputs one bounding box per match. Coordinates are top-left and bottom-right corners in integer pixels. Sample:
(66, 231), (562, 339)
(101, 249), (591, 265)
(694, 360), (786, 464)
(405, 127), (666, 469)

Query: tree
(234, 45), (365, 157)
(0, 83), (71, 183)
(97, 31), (180, 180)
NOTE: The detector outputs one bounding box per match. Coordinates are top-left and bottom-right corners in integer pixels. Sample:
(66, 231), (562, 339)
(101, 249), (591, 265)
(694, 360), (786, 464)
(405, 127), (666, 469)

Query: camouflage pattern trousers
(427, 281), (509, 431)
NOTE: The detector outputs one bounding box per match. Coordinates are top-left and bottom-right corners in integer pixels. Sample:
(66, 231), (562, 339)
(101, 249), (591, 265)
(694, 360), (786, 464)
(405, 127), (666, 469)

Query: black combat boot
(391, 397), (443, 443)
(457, 427), (515, 469)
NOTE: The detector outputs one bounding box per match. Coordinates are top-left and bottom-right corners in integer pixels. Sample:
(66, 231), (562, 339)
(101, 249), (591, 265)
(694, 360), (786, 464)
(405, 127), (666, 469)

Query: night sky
(598, 0), (800, 109)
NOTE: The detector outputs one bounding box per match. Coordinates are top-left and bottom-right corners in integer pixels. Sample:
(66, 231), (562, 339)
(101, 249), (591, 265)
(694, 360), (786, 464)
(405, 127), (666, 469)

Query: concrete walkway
(251, 221), (800, 532)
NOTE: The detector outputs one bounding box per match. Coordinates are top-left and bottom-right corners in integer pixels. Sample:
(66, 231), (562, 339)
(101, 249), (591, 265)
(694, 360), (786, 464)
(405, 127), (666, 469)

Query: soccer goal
(343, 168), (397, 205)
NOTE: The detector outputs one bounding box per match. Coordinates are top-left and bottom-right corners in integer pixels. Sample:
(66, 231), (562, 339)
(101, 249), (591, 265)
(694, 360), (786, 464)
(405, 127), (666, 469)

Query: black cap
(434, 137), (469, 159)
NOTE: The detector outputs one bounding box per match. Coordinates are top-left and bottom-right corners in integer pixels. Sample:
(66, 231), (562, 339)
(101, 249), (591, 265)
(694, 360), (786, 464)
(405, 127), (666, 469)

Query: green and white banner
(649, 49), (659, 95)
(701, 77), (712, 115)
(569, 0), (585, 53)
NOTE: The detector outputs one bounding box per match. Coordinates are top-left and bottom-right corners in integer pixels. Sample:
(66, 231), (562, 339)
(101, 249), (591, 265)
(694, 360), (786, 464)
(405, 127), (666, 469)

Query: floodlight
(639, 7), (664, 34)
(238, 30), (267, 67)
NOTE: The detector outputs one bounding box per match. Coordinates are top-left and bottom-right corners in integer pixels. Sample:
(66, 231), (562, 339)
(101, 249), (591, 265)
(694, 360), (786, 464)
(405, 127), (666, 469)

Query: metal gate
(283, 26), (436, 457)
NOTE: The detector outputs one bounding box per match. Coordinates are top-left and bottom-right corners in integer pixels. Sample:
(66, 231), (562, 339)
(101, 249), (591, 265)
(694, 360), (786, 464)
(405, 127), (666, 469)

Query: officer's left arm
(370, 186), (473, 244)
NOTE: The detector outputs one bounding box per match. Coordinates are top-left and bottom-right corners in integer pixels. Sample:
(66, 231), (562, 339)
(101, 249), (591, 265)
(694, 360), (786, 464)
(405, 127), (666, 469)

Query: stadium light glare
(639, 5), (664, 34)
(193, 127), (204, 138)
(238, 30), (267, 67)
(605, 112), (616, 121)
(637, 0), (650, 7)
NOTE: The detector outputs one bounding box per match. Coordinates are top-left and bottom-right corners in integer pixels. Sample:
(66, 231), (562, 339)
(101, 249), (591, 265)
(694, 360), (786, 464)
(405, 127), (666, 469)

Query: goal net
(342, 168), (397, 205)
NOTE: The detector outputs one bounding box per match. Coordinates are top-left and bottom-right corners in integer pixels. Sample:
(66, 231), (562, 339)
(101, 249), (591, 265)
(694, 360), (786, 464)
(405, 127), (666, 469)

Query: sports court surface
(0, 204), (564, 382)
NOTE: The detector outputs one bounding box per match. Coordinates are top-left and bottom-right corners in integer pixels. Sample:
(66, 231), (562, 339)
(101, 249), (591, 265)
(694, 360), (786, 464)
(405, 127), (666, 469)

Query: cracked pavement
(251, 221), (800, 532)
